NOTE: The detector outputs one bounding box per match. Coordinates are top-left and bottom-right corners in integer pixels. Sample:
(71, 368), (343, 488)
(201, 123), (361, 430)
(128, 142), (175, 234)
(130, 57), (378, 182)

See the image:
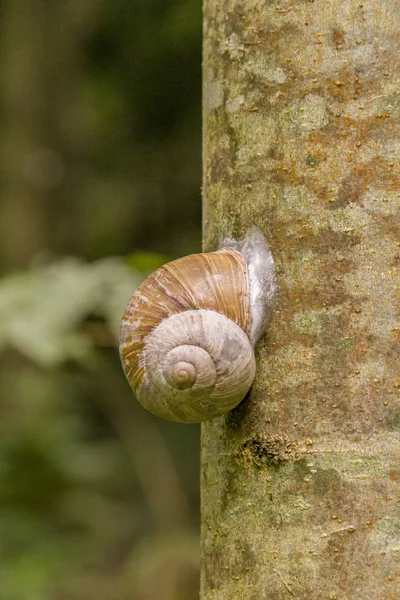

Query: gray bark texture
(201, 1), (400, 599)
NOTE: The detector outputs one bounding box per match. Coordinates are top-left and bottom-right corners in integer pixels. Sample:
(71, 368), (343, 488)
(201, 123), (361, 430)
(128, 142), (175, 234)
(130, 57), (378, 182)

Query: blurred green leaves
(125, 251), (168, 273)
(0, 258), (141, 365)
(0, 253), (200, 600)
(0, 0), (202, 596)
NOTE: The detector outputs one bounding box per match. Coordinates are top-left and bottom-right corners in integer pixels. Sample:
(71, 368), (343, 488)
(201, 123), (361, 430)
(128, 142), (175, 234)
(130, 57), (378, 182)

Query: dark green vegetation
(0, 1), (202, 598)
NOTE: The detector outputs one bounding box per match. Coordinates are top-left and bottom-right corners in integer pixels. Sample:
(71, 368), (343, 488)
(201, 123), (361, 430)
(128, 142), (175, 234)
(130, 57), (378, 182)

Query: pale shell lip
(220, 226), (278, 344)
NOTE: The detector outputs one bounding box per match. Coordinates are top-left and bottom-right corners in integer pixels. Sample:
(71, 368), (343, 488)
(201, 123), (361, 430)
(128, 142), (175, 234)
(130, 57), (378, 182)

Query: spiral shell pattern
(119, 229), (277, 422)
(138, 309), (256, 422)
(120, 248), (255, 422)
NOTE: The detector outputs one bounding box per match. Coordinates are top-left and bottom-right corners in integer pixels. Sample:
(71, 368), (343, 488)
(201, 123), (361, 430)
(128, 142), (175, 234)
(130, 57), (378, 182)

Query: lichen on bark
(201, 1), (400, 598)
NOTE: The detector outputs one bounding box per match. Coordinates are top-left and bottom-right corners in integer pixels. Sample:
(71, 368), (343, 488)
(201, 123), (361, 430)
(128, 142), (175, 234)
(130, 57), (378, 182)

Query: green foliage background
(0, 1), (202, 598)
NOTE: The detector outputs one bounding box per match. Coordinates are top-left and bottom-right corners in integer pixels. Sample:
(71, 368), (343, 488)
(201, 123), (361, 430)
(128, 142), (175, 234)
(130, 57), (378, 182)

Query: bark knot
(237, 433), (305, 468)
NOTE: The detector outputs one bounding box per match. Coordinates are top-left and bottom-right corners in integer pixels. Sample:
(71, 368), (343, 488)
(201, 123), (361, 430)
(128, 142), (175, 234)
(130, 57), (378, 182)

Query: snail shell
(120, 227), (277, 423)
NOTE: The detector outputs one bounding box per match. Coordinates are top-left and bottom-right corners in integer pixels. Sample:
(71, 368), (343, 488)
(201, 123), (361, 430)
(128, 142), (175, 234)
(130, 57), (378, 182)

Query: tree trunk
(201, 2), (400, 598)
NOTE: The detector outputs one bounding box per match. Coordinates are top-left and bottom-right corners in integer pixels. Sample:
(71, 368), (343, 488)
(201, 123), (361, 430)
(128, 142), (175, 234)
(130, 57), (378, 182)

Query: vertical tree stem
(201, 1), (400, 598)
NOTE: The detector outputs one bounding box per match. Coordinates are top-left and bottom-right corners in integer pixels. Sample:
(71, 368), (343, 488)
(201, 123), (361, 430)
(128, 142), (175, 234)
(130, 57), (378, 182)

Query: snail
(119, 227), (278, 423)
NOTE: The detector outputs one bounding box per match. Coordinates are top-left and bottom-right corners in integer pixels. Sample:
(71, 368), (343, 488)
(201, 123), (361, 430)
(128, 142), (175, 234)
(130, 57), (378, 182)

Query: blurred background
(0, 1), (202, 598)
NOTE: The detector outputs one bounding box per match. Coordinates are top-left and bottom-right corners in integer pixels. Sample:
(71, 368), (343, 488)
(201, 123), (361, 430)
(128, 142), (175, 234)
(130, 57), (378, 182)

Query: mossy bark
(201, 1), (400, 598)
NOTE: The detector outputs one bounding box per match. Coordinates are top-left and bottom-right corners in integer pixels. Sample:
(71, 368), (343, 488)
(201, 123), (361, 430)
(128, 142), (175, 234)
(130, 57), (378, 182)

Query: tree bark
(201, 2), (400, 598)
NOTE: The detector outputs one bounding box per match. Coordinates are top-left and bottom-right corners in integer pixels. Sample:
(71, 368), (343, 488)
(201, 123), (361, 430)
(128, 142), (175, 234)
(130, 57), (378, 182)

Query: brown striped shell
(119, 248), (256, 422)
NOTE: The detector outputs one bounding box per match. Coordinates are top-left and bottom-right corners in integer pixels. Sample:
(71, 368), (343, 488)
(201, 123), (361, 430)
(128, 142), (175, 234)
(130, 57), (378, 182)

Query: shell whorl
(136, 309), (256, 422)
(120, 248), (250, 393)
(119, 230), (277, 423)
